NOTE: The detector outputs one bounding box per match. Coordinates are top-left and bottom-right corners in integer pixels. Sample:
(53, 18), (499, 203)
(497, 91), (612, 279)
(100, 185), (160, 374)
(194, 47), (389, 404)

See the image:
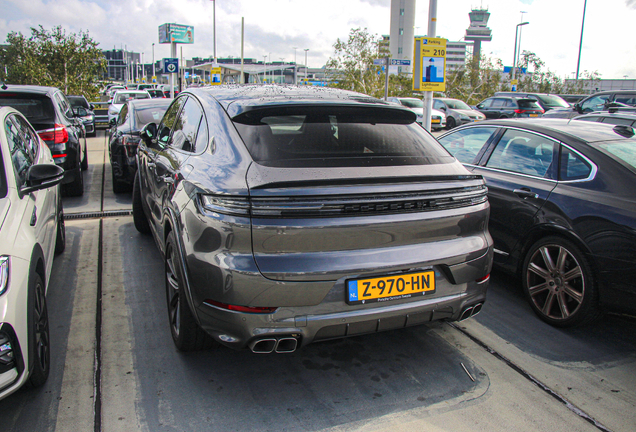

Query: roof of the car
(128, 98), (172, 109)
(187, 84), (403, 118)
(575, 112), (636, 120)
(462, 118), (635, 143)
(0, 84), (59, 96)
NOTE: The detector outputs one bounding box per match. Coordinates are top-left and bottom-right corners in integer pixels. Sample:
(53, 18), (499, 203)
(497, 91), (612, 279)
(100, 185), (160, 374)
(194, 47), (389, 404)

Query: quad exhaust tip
(249, 336), (299, 354)
(459, 303), (483, 321)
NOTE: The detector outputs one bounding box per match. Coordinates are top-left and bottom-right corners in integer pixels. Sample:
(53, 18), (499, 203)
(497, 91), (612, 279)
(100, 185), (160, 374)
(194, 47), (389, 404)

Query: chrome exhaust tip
(459, 306), (474, 321)
(249, 338), (276, 353)
(275, 337), (298, 353)
(471, 303), (483, 317)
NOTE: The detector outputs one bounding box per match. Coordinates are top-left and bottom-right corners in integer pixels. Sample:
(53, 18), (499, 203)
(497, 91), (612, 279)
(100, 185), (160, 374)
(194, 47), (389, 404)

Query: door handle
(513, 188), (539, 199)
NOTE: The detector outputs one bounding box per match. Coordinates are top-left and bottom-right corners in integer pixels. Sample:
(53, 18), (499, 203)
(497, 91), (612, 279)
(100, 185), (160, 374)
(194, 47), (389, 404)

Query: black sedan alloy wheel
(522, 236), (598, 327)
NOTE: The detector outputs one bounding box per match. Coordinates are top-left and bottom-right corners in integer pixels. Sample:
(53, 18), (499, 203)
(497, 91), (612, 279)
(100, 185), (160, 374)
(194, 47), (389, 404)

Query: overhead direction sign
(413, 37), (447, 92)
(162, 58), (179, 74)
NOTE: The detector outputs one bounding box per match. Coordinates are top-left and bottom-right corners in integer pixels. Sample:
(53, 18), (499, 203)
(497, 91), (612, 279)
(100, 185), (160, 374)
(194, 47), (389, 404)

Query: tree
(0, 25), (106, 100)
(325, 28), (415, 99)
(444, 55), (505, 105)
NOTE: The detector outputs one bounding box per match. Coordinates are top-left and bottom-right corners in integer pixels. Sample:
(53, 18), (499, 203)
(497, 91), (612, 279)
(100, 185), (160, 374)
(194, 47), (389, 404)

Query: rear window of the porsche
(232, 106), (453, 167)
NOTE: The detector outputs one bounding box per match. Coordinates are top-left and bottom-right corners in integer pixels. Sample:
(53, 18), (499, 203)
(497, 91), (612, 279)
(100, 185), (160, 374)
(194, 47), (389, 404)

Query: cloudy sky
(1, 0), (635, 80)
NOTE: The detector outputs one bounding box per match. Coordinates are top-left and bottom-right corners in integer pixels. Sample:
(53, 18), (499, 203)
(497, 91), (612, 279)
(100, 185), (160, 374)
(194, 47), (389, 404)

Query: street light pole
(292, 47), (298, 84)
(263, 55), (267, 84)
(152, 43), (155, 83)
(576, 0), (587, 80)
(280, 58), (285, 84)
(304, 48), (309, 81)
(511, 22), (529, 90)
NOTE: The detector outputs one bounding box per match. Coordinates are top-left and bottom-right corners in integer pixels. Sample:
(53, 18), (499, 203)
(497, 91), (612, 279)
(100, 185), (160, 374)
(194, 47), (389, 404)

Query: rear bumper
(189, 246), (492, 351)
(195, 275), (489, 351)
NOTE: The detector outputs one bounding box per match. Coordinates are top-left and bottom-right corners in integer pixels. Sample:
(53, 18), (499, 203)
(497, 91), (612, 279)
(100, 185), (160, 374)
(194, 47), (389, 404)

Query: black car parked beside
(474, 96), (544, 119)
(544, 90), (636, 119)
(108, 98), (172, 193)
(438, 119), (636, 327)
(67, 95), (96, 137)
(0, 85), (86, 196)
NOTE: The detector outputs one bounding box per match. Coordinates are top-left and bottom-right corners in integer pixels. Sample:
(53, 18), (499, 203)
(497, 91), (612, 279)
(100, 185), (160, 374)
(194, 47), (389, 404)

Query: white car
(0, 107), (65, 400)
(108, 90), (151, 123)
(387, 96), (447, 131)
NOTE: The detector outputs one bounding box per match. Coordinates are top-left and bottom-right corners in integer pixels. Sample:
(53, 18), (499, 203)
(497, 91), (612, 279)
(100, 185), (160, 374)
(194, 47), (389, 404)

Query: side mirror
(141, 122), (158, 146)
(109, 118), (116, 126)
(89, 103), (95, 110)
(574, 103), (583, 114)
(74, 107), (88, 117)
(439, 107), (446, 111)
(21, 164), (65, 196)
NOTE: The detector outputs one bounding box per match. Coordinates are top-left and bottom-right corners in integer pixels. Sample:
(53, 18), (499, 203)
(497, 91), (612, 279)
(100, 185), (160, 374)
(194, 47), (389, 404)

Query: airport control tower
(464, 7), (492, 65)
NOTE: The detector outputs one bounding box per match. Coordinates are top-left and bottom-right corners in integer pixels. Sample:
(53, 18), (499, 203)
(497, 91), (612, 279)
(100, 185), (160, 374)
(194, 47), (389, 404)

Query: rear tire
(27, 273), (50, 388)
(64, 168), (84, 197)
(81, 144), (88, 171)
(112, 170), (129, 194)
(165, 231), (215, 351)
(446, 116), (456, 130)
(132, 172), (151, 234)
(522, 236), (601, 327)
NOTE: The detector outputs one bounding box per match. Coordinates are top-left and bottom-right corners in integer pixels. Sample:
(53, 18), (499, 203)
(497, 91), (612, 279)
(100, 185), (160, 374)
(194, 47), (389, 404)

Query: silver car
(133, 85), (493, 353)
(433, 97), (486, 129)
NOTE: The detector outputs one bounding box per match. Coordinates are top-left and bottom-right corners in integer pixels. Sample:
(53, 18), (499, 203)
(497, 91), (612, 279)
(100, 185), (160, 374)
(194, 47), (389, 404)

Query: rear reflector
(476, 274), (490, 283)
(204, 300), (278, 314)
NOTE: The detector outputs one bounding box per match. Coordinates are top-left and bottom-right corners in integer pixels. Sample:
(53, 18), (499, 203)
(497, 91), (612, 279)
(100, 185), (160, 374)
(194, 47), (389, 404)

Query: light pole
(511, 21), (529, 90)
(303, 48), (309, 81)
(263, 55), (267, 84)
(141, 52), (144, 82)
(280, 58), (285, 84)
(152, 43), (155, 83)
(576, 0), (587, 80)
(292, 47), (298, 84)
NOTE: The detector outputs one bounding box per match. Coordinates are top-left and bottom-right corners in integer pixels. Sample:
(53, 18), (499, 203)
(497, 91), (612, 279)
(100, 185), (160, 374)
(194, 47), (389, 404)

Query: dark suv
(494, 92), (570, 112)
(133, 85), (493, 353)
(474, 96), (544, 119)
(67, 95), (96, 137)
(543, 90), (636, 119)
(0, 85), (86, 196)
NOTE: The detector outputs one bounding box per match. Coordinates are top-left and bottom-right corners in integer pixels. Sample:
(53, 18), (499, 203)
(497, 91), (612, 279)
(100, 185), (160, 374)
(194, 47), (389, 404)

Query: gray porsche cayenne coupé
(133, 85), (493, 353)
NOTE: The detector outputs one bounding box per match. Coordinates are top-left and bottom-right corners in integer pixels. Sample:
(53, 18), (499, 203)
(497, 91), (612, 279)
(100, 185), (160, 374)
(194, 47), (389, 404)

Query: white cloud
(0, 0), (634, 79)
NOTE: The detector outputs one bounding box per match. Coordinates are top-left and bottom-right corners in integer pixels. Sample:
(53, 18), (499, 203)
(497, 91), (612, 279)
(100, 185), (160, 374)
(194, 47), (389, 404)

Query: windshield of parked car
(0, 94), (56, 123)
(535, 94), (570, 108)
(596, 140), (636, 171)
(114, 93), (150, 104)
(233, 106), (453, 168)
(443, 99), (471, 110)
(399, 99), (424, 109)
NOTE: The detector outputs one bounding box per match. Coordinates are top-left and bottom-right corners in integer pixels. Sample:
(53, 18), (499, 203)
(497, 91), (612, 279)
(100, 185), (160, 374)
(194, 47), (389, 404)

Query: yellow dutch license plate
(346, 271), (435, 305)
(530, 113), (539, 117)
(432, 119), (440, 123)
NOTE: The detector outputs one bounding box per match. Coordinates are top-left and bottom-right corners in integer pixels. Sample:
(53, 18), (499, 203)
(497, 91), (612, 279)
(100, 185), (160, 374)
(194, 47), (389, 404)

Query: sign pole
(170, 42), (176, 98)
(423, 0), (438, 132)
(384, 57), (390, 101)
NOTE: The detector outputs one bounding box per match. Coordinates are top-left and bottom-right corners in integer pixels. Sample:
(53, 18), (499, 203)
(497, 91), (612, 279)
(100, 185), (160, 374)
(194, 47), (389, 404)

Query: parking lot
(0, 130), (635, 432)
